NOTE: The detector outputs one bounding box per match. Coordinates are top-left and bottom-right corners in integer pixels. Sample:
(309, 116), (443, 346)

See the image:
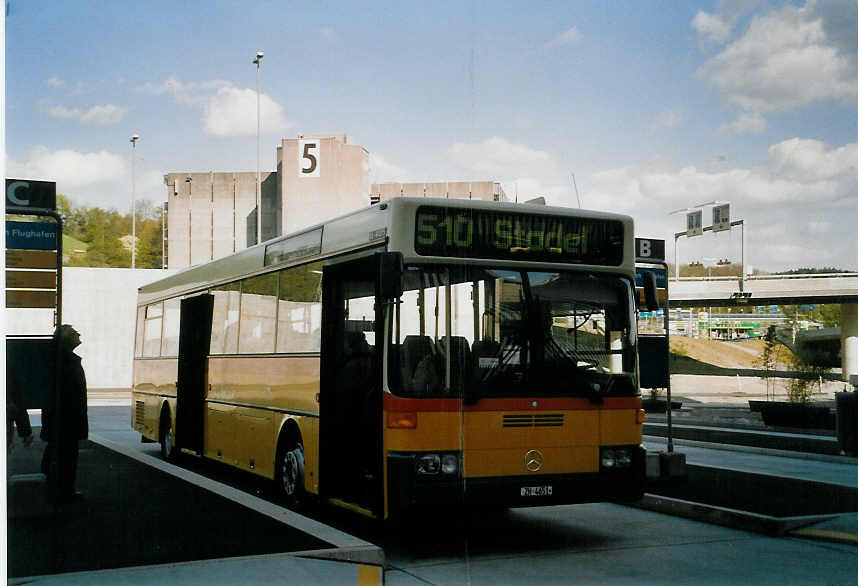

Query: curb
(632, 494), (841, 537)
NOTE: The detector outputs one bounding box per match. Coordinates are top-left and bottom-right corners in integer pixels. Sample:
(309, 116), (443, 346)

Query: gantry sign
(5, 179), (62, 324)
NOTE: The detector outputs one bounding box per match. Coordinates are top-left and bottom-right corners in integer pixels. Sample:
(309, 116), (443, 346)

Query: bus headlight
(441, 454), (458, 475)
(415, 453), (459, 476)
(601, 447), (633, 470)
(416, 454), (441, 475)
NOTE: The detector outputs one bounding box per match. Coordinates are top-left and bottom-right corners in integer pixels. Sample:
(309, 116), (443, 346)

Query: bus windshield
(388, 265), (637, 400)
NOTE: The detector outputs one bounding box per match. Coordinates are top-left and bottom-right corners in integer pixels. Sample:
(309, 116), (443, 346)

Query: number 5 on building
(299, 139), (320, 177)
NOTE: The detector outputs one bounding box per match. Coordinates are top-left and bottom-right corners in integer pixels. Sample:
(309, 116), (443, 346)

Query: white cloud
(369, 154), (408, 183)
(498, 177), (573, 205)
(764, 138), (858, 182)
(137, 76), (232, 105)
(585, 138), (858, 212)
(653, 111), (682, 130)
(716, 111), (766, 135)
(543, 27), (581, 50)
(202, 86), (291, 137)
(47, 105), (80, 119)
(80, 104), (127, 125)
(448, 137), (552, 178)
(691, 11), (733, 45)
(805, 220), (831, 234)
(44, 103), (127, 125)
(46, 76), (65, 87)
(320, 27), (338, 42)
(7, 147), (127, 187)
(697, 2), (858, 113)
(139, 77), (291, 137)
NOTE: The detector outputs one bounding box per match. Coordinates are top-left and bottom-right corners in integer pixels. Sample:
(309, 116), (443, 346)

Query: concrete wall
(7, 268), (177, 389)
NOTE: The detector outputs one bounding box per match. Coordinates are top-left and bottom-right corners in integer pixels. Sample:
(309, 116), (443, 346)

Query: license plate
(521, 485), (553, 497)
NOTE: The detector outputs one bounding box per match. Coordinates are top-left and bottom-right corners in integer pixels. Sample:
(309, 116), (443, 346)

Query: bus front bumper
(387, 446), (645, 511)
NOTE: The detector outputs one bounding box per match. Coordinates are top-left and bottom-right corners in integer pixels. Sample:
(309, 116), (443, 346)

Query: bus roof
(137, 198), (634, 305)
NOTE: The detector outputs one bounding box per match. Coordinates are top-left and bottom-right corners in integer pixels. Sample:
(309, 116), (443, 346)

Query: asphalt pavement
(6, 429), (383, 584)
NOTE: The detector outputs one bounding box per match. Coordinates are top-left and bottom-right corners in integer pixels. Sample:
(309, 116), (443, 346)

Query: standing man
(7, 363), (33, 453)
(41, 324), (88, 502)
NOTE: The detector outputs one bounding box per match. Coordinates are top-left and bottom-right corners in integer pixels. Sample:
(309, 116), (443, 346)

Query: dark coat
(40, 350), (88, 442)
(6, 364), (32, 439)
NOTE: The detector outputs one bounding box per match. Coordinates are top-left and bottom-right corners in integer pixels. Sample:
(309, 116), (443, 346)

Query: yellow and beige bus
(132, 197), (651, 519)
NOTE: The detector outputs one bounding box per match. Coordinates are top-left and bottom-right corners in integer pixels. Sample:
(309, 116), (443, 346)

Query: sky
(4, 0), (858, 272)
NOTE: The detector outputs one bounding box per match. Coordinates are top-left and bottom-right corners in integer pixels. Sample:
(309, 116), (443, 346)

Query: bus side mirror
(378, 252), (404, 299)
(642, 271), (659, 311)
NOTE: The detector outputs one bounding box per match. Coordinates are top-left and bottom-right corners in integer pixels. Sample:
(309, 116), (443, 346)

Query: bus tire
(274, 438), (305, 508)
(159, 407), (178, 462)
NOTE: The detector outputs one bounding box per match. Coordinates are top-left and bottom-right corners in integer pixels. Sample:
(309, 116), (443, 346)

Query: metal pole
(130, 135), (139, 268)
(254, 51), (263, 246)
(674, 234), (679, 281)
(662, 259), (673, 453)
(162, 202), (166, 269)
(740, 219), (745, 291)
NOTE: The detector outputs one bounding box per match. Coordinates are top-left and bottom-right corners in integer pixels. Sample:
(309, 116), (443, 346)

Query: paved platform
(6, 430), (383, 584)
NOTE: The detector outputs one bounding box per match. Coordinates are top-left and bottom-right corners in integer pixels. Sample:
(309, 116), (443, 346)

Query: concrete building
(278, 134), (369, 234)
(164, 171), (278, 269)
(165, 135), (369, 270)
(370, 181), (506, 204)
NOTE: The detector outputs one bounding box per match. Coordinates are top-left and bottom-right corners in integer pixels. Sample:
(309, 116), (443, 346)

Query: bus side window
(277, 262), (323, 353)
(161, 298), (181, 357)
(135, 307), (145, 358)
(239, 273), (277, 354)
(143, 303), (163, 358)
(210, 282), (241, 354)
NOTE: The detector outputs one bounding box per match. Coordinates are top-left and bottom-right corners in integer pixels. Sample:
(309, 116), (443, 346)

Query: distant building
(370, 181), (506, 204)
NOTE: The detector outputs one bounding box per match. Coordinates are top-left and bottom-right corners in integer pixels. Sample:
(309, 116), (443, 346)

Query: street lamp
(130, 134), (140, 269)
(253, 50), (264, 246)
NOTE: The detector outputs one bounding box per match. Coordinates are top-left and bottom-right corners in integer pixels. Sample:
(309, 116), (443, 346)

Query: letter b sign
(635, 238), (665, 261)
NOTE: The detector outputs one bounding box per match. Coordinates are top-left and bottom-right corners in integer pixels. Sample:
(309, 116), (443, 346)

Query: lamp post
(253, 50), (264, 245)
(130, 134), (139, 269)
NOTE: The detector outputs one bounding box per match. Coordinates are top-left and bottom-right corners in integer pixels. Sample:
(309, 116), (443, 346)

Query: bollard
(835, 390), (858, 456)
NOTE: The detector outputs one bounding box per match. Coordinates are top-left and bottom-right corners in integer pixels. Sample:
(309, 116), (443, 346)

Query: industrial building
(164, 133), (506, 269)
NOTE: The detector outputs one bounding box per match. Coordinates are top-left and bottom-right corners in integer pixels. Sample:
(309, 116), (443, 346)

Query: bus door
(319, 255), (386, 515)
(175, 294), (213, 455)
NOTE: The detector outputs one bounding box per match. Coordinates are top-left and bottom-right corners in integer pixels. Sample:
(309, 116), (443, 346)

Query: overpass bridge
(667, 272), (858, 385)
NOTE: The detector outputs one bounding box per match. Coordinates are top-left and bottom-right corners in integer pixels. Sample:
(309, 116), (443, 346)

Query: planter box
(759, 402), (835, 430)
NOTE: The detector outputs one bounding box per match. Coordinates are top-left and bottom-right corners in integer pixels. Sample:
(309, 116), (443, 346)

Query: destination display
(414, 206), (624, 265)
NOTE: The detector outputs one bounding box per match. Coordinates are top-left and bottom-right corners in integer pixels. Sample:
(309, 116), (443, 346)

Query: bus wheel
(159, 409), (177, 462)
(275, 442), (305, 507)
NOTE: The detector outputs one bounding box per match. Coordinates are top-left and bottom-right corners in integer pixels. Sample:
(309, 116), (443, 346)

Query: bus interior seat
(471, 339), (501, 382)
(341, 331), (372, 398)
(400, 335), (436, 395)
(438, 336), (471, 393)
(472, 339), (500, 361)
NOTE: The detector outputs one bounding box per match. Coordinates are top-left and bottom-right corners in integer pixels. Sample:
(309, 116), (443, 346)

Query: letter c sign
(5, 179), (57, 210)
(7, 181), (30, 205)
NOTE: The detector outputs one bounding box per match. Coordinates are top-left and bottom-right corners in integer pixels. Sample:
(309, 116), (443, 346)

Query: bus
(132, 197), (654, 520)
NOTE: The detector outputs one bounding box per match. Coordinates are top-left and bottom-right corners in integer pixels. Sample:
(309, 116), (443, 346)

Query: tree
(755, 325), (781, 401)
(135, 202), (164, 268)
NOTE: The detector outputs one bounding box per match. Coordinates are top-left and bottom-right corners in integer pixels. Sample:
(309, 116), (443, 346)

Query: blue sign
(635, 267), (667, 288)
(5, 221), (57, 250)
